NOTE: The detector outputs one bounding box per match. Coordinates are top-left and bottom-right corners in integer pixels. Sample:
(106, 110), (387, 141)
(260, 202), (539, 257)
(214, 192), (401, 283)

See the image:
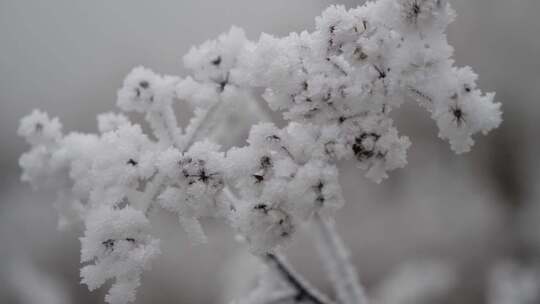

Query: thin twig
(265, 253), (334, 304)
(407, 86), (433, 104)
(161, 104), (184, 148)
(312, 213), (369, 304)
(136, 173), (165, 213)
(181, 101), (222, 152)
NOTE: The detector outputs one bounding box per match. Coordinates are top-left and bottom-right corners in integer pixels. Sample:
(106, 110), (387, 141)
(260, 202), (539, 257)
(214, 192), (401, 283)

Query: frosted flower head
(184, 26), (248, 89)
(227, 130), (298, 205)
(18, 109), (62, 146)
(117, 67), (179, 113)
(181, 141), (225, 191)
(246, 123), (287, 151)
(398, 0), (452, 30)
(227, 124), (303, 202)
(178, 154), (225, 193)
(239, 0), (499, 164)
(288, 161), (344, 219)
(315, 5), (364, 57)
(240, 33), (306, 104)
(226, 147), (271, 199)
(117, 67), (160, 112)
(340, 115), (411, 182)
(96, 125), (154, 180)
(80, 206), (160, 304)
(56, 132), (100, 197)
(234, 199), (295, 255)
(19, 145), (67, 189)
(158, 141), (225, 218)
(85, 124), (156, 206)
(433, 67), (502, 153)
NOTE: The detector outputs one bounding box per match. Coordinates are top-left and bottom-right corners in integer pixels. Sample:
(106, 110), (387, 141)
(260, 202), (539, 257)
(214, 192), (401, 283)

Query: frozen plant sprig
(18, 0), (501, 303)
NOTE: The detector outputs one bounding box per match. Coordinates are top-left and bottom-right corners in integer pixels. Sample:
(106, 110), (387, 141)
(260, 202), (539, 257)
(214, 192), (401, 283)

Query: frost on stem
(18, 0), (502, 303)
(234, 253), (333, 304)
(312, 214), (368, 304)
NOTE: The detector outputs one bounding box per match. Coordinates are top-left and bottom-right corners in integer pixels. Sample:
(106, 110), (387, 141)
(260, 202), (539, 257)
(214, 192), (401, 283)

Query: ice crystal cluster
(18, 0), (501, 303)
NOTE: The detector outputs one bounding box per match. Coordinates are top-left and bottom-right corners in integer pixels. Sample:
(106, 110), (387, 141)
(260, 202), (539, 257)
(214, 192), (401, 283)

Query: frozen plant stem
(135, 173), (165, 213)
(181, 99), (221, 151)
(265, 253), (334, 304)
(147, 104), (183, 149)
(160, 104), (184, 148)
(312, 213), (369, 304)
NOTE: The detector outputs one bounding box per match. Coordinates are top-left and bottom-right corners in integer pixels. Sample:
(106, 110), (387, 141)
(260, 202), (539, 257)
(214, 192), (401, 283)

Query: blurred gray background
(1, 0), (539, 303)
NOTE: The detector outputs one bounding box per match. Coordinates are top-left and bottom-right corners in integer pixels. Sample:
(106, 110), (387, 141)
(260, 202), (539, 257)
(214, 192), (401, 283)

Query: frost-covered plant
(18, 0), (501, 303)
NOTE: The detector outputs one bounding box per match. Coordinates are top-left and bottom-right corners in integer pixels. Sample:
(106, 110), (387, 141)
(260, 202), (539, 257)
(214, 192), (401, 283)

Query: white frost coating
(17, 1), (501, 303)
(312, 214), (368, 304)
(184, 26), (249, 85)
(232, 199), (296, 255)
(80, 206), (160, 304)
(234, 0), (500, 178)
(18, 109), (62, 147)
(157, 141), (226, 244)
(117, 67), (183, 148)
(288, 160), (344, 220)
(117, 67), (178, 114)
(178, 27), (259, 149)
